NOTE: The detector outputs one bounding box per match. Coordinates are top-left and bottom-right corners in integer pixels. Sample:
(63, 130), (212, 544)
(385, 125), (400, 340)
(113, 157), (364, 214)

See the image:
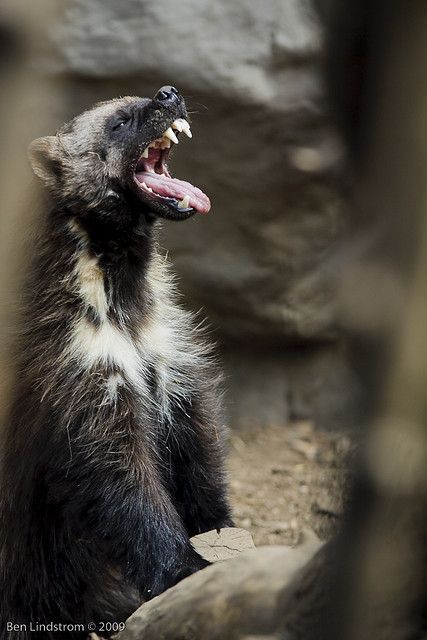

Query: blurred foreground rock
(115, 529), (323, 640)
(3, 0), (367, 430)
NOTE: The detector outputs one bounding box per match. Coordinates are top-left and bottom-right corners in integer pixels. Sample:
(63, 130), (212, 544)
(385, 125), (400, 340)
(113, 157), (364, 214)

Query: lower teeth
(178, 195), (190, 209)
(139, 184), (192, 211)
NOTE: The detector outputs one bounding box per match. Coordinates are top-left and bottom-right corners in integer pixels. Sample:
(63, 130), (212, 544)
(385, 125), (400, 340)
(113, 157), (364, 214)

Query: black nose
(154, 85), (180, 105)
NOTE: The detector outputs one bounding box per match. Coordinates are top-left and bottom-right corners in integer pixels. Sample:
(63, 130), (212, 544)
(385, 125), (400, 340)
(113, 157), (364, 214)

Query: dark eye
(112, 116), (131, 131)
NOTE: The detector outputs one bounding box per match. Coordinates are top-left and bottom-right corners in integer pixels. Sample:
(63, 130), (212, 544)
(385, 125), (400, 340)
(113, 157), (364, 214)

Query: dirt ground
(229, 422), (352, 547)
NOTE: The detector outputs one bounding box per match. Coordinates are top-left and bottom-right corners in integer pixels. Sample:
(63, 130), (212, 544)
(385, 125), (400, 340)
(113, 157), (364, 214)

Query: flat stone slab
(191, 527), (256, 563)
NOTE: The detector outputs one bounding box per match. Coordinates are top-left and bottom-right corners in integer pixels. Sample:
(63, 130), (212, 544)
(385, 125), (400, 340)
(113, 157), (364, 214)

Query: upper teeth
(172, 118), (192, 138)
(164, 127), (179, 144)
(141, 119), (192, 159)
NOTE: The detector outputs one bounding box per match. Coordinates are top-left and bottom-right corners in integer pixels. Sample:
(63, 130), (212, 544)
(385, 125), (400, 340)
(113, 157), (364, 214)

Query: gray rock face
(20, 0), (358, 429)
(51, 1), (322, 93)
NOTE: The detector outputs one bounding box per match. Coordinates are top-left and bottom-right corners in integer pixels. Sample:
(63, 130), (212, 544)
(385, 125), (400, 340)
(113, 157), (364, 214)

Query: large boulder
(114, 537), (325, 640)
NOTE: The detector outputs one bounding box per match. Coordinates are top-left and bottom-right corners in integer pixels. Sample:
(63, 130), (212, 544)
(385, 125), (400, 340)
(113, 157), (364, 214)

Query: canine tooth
(164, 127), (179, 144)
(141, 182), (153, 193)
(181, 121), (192, 138)
(141, 147), (149, 158)
(172, 119), (183, 132)
(178, 195), (190, 209)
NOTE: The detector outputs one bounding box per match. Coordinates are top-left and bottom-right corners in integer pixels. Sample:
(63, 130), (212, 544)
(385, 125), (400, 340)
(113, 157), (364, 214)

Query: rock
(191, 527), (255, 563)
(224, 343), (363, 431)
(114, 542), (324, 640)
(47, 1), (323, 97)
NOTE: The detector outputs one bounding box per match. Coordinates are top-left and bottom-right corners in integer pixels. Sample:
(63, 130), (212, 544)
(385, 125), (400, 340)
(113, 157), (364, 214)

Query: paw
(142, 551), (209, 600)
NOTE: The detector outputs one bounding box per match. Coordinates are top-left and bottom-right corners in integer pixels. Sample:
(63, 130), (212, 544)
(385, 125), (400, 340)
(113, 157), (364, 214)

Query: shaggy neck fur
(18, 200), (200, 429)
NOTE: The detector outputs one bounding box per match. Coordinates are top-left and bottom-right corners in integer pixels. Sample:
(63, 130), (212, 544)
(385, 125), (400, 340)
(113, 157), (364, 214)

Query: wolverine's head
(28, 87), (210, 222)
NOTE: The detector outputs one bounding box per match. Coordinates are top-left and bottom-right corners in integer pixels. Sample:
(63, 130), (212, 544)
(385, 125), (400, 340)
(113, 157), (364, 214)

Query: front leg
(57, 451), (208, 600)
(163, 393), (234, 537)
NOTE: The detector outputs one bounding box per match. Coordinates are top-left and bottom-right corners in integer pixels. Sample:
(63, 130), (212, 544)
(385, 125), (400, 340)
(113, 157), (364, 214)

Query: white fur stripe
(75, 252), (108, 321)
(67, 317), (144, 390)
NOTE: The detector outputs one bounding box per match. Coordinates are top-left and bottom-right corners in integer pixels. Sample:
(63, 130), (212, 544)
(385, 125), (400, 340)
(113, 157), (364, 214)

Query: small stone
(191, 527), (255, 563)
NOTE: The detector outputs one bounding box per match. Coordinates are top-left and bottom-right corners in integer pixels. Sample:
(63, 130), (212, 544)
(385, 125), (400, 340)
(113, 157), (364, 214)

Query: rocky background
(0, 0), (363, 431)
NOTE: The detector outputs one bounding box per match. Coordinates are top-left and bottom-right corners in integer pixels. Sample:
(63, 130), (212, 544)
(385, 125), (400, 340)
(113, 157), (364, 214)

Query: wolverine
(0, 86), (233, 638)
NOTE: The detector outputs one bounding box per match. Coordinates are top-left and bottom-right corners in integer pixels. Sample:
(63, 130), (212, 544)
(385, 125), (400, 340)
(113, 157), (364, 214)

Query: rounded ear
(27, 136), (62, 188)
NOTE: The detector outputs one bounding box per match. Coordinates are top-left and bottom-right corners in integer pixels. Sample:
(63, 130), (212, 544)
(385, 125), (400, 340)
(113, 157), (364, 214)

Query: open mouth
(133, 119), (211, 216)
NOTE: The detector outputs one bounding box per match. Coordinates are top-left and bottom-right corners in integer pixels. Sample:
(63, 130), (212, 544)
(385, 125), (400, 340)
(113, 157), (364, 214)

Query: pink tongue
(135, 171), (211, 214)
